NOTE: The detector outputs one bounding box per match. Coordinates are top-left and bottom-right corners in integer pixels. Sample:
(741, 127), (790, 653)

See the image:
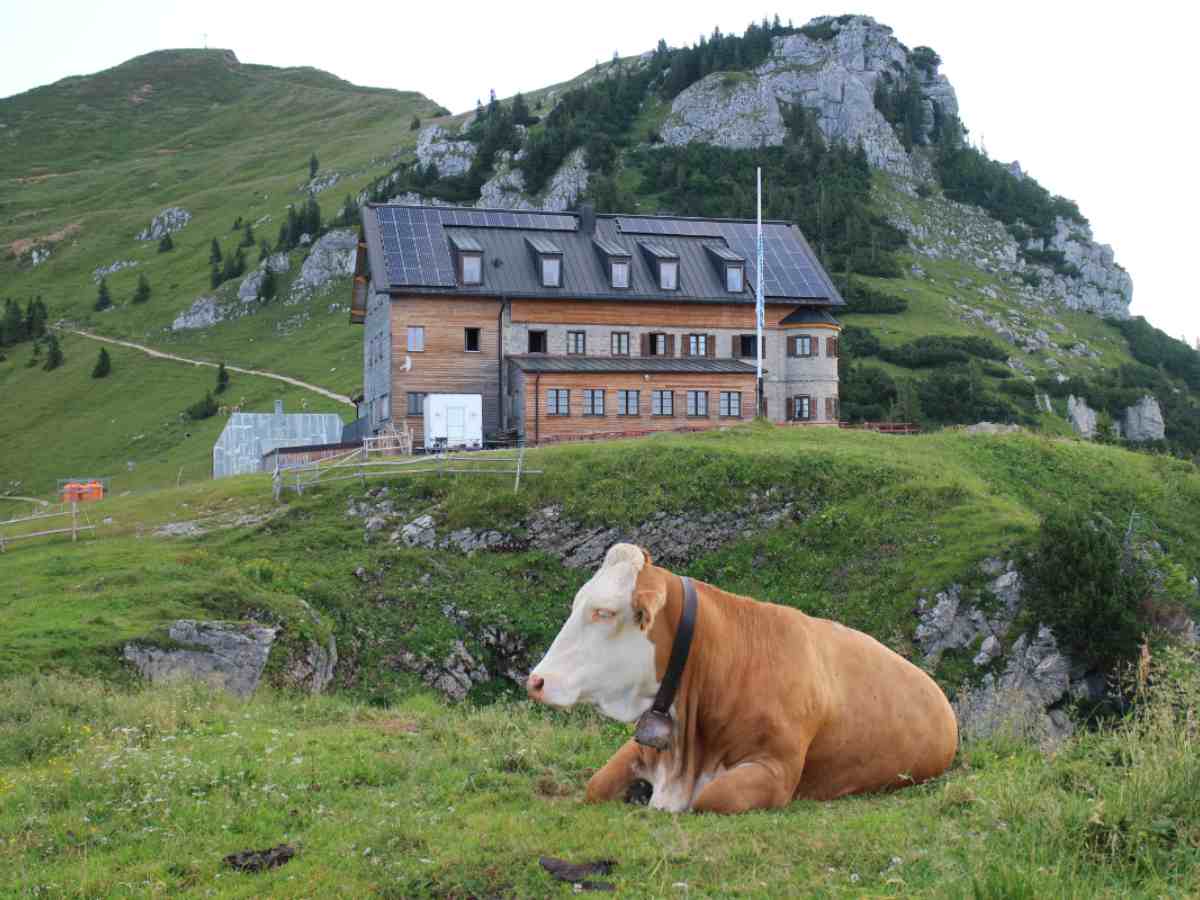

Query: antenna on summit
(203, 33), (208, 49)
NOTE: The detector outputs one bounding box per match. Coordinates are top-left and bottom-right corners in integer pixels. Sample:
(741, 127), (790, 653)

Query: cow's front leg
(585, 739), (645, 804)
(691, 759), (798, 814)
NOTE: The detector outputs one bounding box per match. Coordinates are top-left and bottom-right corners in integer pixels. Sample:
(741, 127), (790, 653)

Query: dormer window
(526, 236), (563, 289)
(639, 241), (680, 292)
(726, 264), (744, 293)
(593, 237), (632, 290)
(448, 232), (484, 286)
(705, 244), (746, 294)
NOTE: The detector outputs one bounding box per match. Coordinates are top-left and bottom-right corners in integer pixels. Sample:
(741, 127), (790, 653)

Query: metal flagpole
(755, 167), (765, 418)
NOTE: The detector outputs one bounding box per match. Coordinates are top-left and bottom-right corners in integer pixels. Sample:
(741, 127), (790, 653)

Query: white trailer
(423, 393), (484, 451)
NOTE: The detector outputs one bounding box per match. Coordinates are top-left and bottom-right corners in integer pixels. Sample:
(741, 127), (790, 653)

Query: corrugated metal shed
(508, 356), (758, 375)
(212, 408), (345, 478)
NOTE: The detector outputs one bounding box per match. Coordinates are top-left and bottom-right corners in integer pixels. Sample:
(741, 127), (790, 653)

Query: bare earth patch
(9, 221), (81, 258)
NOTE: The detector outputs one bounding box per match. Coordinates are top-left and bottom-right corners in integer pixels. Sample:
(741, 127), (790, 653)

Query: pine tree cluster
(1, 297), (49, 347)
(277, 197), (322, 252)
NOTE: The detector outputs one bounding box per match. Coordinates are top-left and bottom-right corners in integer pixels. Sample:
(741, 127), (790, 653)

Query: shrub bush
(834, 275), (909, 314)
(880, 335), (1006, 368)
(1022, 509), (1153, 671)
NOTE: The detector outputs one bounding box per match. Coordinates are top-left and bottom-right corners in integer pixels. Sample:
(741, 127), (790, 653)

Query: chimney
(579, 203), (595, 236)
(274, 399), (284, 415)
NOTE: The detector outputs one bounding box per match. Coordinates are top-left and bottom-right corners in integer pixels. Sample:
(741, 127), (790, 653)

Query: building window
(726, 264), (745, 293)
(720, 391), (742, 418)
(618, 389), (640, 416)
(464, 327), (481, 352)
(611, 259), (630, 289)
(407, 326), (425, 352)
(460, 252), (482, 286)
(687, 334), (708, 356)
(789, 335), (815, 357)
(611, 332), (630, 356)
(793, 396), (812, 421)
(407, 392), (426, 416)
(658, 260), (678, 291)
(583, 389), (605, 416)
(827, 336), (839, 358)
(736, 334), (760, 358)
(652, 390), (674, 416)
(540, 255), (562, 287)
(566, 331), (586, 354)
(547, 389), (570, 416)
(647, 333), (668, 356)
(687, 390), (708, 417)
(529, 330), (547, 353)
(379, 394), (390, 421)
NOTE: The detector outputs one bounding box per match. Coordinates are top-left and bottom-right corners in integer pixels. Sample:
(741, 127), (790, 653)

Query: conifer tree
(209, 238), (223, 265)
(92, 347), (111, 378)
(157, 232), (174, 253)
(258, 238), (271, 264)
(132, 273), (151, 304)
(240, 222), (255, 248)
(94, 279), (112, 311)
(3, 299), (26, 346)
(259, 267), (277, 302)
(26, 339), (41, 368)
(309, 152), (319, 179)
(28, 298), (48, 339)
(210, 262), (222, 289)
(215, 361), (230, 394)
(410, 115), (421, 131)
(42, 334), (63, 371)
(511, 91), (534, 126)
(303, 197), (322, 237)
(186, 391), (219, 420)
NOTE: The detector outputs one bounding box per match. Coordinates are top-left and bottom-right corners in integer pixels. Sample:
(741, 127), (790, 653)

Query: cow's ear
(640, 547), (653, 568)
(631, 580), (666, 634)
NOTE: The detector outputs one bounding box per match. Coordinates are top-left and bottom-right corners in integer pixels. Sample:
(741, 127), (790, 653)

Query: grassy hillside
(4, 426), (1198, 691)
(0, 332), (346, 497)
(1, 426), (1199, 896)
(0, 49), (444, 386)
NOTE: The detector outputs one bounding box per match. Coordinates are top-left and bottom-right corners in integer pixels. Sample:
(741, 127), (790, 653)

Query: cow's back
(788, 614), (957, 799)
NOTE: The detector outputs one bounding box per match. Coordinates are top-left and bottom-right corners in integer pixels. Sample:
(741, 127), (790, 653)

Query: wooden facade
(514, 370), (757, 444)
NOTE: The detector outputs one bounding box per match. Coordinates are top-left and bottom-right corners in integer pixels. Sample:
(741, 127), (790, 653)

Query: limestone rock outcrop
(136, 207), (191, 241)
(660, 16), (955, 176)
(415, 125), (476, 178)
(1067, 395), (1098, 438)
(171, 296), (222, 331)
(123, 620), (277, 697)
(289, 229), (357, 301)
(1123, 395), (1166, 442)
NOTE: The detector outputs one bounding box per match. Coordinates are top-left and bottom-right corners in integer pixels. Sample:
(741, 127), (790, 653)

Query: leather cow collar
(633, 575), (698, 751)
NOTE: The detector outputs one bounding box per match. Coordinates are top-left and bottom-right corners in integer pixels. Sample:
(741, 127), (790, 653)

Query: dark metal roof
(525, 235), (562, 255)
(360, 204), (844, 305)
(705, 244), (744, 263)
(779, 306), (842, 326)
(447, 232), (482, 253)
(592, 236), (631, 258)
(638, 240), (678, 260)
(508, 356), (758, 375)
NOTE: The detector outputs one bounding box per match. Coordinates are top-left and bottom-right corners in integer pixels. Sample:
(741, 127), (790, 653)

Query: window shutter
(682, 336), (691, 357)
(826, 336), (835, 357)
(707, 334), (716, 358)
(806, 395), (814, 420)
(809, 337), (818, 358)
(787, 337), (797, 358)
(825, 397), (833, 420)
(640, 333), (649, 356)
(666, 334), (676, 357)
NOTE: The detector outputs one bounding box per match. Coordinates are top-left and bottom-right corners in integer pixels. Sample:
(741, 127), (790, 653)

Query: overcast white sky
(4, 1), (1197, 343)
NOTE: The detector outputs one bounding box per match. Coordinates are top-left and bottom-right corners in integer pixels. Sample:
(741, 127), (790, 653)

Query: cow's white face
(528, 544), (661, 723)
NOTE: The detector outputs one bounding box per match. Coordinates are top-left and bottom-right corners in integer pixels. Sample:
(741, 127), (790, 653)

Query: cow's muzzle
(526, 674), (546, 702)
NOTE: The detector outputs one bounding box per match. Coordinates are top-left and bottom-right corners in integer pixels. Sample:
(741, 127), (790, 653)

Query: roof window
(593, 237), (633, 290)
(639, 241), (680, 292)
(448, 232), (483, 286)
(526, 236), (563, 288)
(705, 244), (746, 294)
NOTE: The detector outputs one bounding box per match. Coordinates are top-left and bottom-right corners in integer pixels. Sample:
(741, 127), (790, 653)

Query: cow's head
(527, 543), (669, 723)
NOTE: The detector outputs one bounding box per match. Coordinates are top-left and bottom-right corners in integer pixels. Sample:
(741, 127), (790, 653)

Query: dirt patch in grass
(8, 221), (81, 257)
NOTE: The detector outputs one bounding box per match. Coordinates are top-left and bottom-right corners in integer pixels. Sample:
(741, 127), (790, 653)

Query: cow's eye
(591, 608), (616, 622)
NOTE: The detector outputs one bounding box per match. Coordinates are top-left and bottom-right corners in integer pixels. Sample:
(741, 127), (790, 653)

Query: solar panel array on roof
(374, 206), (577, 288)
(715, 222), (827, 299)
(525, 235), (562, 255)
(617, 217), (723, 238)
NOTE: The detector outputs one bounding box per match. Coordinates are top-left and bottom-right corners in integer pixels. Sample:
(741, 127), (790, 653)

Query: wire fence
(0, 502), (95, 553)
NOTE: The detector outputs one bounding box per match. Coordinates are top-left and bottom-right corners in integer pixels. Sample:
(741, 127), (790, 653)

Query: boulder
(123, 620), (277, 697)
(171, 296), (222, 331)
(93, 260), (138, 283)
(1067, 394), (1098, 439)
(30, 247), (50, 267)
(397, 514), (436, 548)
(136, 207), (192, 241)
(289, 229), (357, 300)
(280, 634), (337, 693)
(238, 269), (265, 302)
(1122, 395), (1165, 442)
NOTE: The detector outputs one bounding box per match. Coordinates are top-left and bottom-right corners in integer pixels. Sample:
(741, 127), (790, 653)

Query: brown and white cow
(527, 543), (958, 814)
